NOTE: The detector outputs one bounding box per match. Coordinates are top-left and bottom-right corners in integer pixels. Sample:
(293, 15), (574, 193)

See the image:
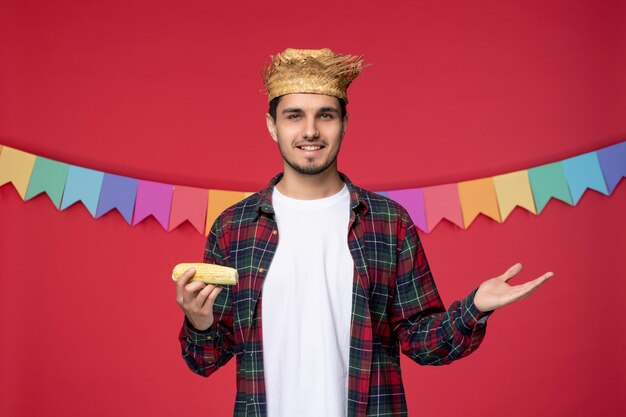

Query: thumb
(500, 262), (523, 282)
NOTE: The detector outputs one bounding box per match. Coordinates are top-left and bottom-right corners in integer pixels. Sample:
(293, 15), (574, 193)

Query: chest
(225, 212), (400, 345)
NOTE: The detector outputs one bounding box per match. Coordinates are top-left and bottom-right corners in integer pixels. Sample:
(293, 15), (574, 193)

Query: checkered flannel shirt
(179, 171), (493, 417)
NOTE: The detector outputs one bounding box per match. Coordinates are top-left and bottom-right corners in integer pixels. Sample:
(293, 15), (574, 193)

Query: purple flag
(96, 174), (138, 224)
(596, 141), (626, 194)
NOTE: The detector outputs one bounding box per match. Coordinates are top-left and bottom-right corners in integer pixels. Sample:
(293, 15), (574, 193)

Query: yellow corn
(171, 263), (239, 285)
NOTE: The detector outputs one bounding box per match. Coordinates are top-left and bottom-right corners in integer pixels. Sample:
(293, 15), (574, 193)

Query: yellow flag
(0, 146), (37, 199)
(493, 170), (537, 220)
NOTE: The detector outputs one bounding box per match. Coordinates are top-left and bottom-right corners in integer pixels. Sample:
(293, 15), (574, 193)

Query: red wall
(1, 1), (625, 416)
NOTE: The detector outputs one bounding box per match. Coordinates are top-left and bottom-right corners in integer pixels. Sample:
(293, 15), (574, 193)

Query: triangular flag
(528, 162), (573, 213)
(169, 185), (208, 234)
(387, 188), (427, 233)
(24, 157), (70, 208)
(132, 180), (173, 230)
(205, 190), (248, 235)
(596, 141), (626, 194)
(96, 174), (138, 224)
(0, 146), (37, 199)
(374, 191), (389, 197)
(60, 166), (105, 217)
(458, 177), (502, 227)
(423, 183), (464, 232)
(562, 151), (609, 204)
(493, 170), (537, 220)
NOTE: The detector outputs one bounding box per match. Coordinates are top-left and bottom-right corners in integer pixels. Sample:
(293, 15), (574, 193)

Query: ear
(266, 113), (278, 142)
(341, 112), (349, 139)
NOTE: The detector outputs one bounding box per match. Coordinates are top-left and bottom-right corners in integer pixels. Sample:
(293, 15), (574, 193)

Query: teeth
(300, 146), (321, 151)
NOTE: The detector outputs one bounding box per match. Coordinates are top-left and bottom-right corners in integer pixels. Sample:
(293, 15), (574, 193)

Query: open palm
(474, 263), (554, 312)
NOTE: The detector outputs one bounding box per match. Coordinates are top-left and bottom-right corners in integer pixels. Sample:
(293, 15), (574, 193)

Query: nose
(302, 117), (320, 139)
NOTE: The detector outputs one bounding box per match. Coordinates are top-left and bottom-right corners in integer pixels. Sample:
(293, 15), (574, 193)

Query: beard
(277, 141), (340, 176)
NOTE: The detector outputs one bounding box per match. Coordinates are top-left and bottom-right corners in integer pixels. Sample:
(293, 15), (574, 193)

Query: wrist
(183, 316), (219, 345)
(185, 315), (212, 333)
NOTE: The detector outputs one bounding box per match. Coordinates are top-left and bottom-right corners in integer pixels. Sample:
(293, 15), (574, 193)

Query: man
(175, 48), (553, 417)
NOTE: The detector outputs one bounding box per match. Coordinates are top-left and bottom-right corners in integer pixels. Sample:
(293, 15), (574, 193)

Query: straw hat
(261, 48), (367, 103)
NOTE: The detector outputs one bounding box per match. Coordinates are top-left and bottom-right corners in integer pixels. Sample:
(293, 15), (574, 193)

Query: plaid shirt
(179, 171), (493, 417)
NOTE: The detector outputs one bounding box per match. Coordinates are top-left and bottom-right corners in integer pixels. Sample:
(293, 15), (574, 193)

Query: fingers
(177, 277), (222, 309)
(521, 271), (554, 289)
(512, 282), (542, 304)
(200, 286), (223, 315)
(194, 283), (218, 307)
(183, 284), (221, 317)
(175, 267), (197, 293)
(183, 281), (205, 301)
(509, 271), (554, 302)
(185, 280), (205, 292)
(176, 267), (205, 305)
(500, 262), (523, 282)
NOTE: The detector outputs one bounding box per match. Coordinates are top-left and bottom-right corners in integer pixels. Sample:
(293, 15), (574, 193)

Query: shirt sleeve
(390, 213), (494, 366)
(178, 214), (237, 377)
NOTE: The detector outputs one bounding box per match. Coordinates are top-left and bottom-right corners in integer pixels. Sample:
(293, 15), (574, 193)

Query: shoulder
(354, 186), (412, 226)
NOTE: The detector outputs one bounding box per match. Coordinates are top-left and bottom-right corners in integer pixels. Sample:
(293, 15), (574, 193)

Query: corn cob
(171, 263), (239, 285)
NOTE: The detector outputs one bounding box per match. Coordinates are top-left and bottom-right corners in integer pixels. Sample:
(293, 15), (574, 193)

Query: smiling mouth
(296, 145), (323, 152)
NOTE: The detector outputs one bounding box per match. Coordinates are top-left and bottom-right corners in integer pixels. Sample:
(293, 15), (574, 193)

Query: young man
(175, 48), (553, 417)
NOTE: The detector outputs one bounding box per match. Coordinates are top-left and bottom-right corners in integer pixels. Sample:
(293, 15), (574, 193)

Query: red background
(1, 1), (625, 416)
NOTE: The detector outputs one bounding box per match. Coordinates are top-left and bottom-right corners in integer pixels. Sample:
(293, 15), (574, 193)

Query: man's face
(265, 93), (349, 176)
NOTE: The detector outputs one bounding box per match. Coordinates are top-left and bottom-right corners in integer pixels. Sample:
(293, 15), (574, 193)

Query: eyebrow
(281, 106), (339, 114)
(281, 107), (303, 114)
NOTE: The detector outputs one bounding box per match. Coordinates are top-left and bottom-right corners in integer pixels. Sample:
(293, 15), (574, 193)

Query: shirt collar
(254, 171), (369, 221)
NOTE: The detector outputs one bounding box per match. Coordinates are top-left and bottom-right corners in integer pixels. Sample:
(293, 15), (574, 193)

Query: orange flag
(458, 177), (502, 227)
(205, 190), (249, 235)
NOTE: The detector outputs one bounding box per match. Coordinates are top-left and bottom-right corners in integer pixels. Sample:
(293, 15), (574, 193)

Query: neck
(275, 166), (344, 200)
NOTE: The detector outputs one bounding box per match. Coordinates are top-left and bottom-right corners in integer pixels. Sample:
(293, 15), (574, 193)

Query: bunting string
(0, 141), (624, 234)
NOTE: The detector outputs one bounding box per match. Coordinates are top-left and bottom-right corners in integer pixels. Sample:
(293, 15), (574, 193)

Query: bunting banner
(0, 141), (624, 234)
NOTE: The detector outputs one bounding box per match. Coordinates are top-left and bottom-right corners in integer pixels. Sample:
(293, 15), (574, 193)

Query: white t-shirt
(262, 182), (354, 417)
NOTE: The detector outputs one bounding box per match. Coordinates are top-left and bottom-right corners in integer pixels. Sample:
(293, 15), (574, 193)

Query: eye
(319, 113), (334, 120)
(287, 114), (301, 120)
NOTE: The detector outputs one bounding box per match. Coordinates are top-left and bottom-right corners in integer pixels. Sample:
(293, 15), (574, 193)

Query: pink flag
(423, 183), (464, 232)
(132, 180), (173, 230)
(387, 188), (427, 233)
(169, 185), (208, 234)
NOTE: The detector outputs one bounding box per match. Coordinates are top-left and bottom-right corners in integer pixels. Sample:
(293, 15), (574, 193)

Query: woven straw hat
(261, 48), (366, 103)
